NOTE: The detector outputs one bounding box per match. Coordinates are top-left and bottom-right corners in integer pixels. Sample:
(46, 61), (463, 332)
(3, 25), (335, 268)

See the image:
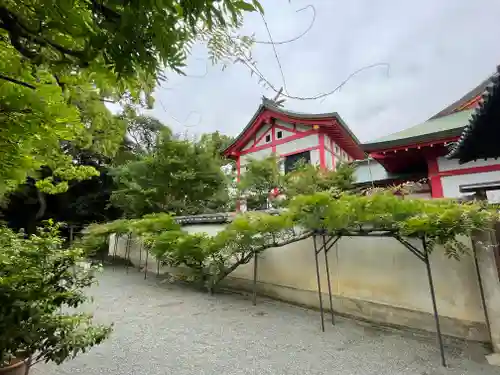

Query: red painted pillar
(318, 133), (326, 169)
(271, 122), (277, 154)
(427, 156), (444, 198)
(331, 139), (336, 170)
(235, 156), (241, 212)
(236, 156), (241, 182)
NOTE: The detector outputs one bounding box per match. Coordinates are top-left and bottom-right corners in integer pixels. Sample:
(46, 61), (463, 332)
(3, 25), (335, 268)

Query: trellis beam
(313, 231), (447, 367)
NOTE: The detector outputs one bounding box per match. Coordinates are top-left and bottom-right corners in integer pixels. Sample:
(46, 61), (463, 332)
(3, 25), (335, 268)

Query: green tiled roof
(363, 109), (473, 152)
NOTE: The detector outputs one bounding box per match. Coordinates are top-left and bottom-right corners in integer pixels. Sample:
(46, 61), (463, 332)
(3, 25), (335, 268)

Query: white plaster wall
(274, 134), (319, 156)
(275, 120), (294, 130)
(275, 128), (294, 139)
(109, 226), (486, 340)
(438, 156), (500, 172)
(354, 160), (389, 183)
(310, 149), (320, 166)
(255, 127), (272, 147)
(240, 148), (272, 165)
(183, 224), (225, 235)
(325, 150), (333, 170)
(408, 192), (432, 199)
(233, 235), (484, 323)
(254, 124), (270, 144)
(441, 171), (500, 198)
(329, 135), (335, 149)
(296, 124), (310, 132)
(242, 141), (253, 151)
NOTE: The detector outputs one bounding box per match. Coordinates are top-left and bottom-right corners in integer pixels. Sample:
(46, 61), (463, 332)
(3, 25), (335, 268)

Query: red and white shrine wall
(237, 120), (354, 176)
(357, 155), (500, 200)
(435, 157), (500, 198)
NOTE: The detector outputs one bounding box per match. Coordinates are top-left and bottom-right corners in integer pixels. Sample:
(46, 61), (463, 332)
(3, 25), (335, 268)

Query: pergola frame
(110, 226), (493, 368)
(312, 230), (447, 366)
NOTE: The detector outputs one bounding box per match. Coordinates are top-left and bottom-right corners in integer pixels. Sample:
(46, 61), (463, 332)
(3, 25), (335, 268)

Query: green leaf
(234, 1), (256, 11)
(252, 0), (265, 14)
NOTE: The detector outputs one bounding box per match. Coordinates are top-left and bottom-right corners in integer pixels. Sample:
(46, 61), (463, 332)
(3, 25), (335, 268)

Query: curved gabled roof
(428, 75), (492, 121)
(447, 66), (500, 163)
(362, 110), (471, 152)
(222, 97), (363, 158)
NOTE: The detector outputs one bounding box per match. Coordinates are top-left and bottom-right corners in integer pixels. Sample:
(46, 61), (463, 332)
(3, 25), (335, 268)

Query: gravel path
(33, 267), (497, 375)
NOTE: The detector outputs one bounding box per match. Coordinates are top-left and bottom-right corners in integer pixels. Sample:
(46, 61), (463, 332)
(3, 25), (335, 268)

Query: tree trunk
(209, 231), (313, 289)
(35, 189), (46, 220)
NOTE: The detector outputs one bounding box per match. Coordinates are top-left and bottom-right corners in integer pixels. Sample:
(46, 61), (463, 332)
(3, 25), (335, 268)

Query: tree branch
(0, 73), (36, 89)
(35, 189), (47, 220)
(210, 230), (313, 288)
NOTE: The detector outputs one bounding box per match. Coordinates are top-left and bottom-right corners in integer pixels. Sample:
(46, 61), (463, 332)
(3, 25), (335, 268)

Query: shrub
(0, 222), (111, 368)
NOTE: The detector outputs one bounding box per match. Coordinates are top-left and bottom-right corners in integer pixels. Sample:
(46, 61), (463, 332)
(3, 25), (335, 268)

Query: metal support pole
(156, 259), (160, 277)
(24, 356), (32, 375)
(138, 242), (143, 272)
(125, 233), (132, 274)
(144, 247), (149, 280)
(313, 235), (325, 332)
(423, 237), (446, 367)
(253, 252), (258, 306)
(102, 237), (107, 264)
(323, 235), (335, 325)
(112, 234), (119, 271)
(471, 238), (493, 348)
(69, 225), (74, 246)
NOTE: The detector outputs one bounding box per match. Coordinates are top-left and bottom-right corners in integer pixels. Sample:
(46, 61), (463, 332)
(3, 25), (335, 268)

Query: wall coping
(174, 209), (282, 225)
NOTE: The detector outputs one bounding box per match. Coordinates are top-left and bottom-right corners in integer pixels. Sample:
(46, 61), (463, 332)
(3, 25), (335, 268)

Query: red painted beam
(279, 145), (320, 158)
(369, 136), (459, 156)
(438, 163), (500, 177)
(224, 106), (366, 162)
(274, 123), (302, 134)
(253, 125), (272, 147)
(240, 129), (318, 155)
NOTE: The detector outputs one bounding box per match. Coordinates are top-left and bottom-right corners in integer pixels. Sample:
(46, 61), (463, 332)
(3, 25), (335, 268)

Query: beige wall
(109, 224), (487, 341)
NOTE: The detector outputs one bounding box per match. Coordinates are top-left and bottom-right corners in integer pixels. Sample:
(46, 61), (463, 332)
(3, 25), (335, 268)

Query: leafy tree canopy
(196, 131), (234, 164)
(112, 109), (167, 164)
(283, 162), (355, 197)
(110, 130), (229, 217)
(1, 0), (262, 77)
(238, 155), (282, 209)
(0, 0), (262, 196)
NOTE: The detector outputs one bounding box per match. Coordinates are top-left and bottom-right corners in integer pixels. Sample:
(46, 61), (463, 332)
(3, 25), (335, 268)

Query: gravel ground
(33, 267), (497, 375)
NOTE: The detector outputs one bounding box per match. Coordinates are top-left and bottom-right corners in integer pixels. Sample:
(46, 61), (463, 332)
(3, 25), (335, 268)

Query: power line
(230, 4), (391, 102)
(157, 98), (202, 129)
(259, 12), (288, 94)
(234, 41), (390, 101)
(253, 5), (316, 45)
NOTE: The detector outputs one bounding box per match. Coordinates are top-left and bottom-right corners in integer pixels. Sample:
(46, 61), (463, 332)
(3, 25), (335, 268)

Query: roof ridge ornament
(262, 86), (286, 108)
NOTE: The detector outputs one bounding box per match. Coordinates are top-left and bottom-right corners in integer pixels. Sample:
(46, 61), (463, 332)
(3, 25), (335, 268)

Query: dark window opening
(265, 134), (271, 143)
(277, 131), (283, 139)
(285, 151), (311, 174)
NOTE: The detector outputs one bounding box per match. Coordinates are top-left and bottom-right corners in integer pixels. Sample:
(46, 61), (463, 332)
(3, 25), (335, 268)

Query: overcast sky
(144, 0), (500, 143)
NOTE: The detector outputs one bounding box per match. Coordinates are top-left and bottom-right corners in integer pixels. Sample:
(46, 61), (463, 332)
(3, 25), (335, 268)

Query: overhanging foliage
(83, 189), (499, 289)
(289, 191), (498, 259)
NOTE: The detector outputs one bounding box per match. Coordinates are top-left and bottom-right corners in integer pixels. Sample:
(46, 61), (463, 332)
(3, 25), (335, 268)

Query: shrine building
(222, 97), (365, 178)
(223, 70), (500, 201)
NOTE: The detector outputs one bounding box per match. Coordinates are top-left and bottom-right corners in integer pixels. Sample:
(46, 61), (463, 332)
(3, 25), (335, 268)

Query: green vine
(288, 191), (498, 259)
(83, 189), (499, 287)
